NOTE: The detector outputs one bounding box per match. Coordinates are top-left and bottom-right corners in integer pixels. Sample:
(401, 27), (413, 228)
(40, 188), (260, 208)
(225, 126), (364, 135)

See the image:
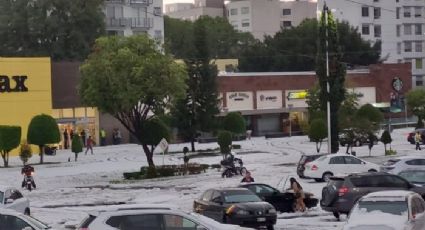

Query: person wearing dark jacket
(21, 164), (36, 189)
(241, 171), (255, 183)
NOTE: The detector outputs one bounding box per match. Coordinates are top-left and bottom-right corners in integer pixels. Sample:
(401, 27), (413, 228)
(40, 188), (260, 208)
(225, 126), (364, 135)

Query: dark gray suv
(320, 172), (425, 220)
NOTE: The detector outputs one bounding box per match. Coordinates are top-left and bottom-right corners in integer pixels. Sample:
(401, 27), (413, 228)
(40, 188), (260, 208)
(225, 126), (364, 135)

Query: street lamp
(324, 3), (332, 154)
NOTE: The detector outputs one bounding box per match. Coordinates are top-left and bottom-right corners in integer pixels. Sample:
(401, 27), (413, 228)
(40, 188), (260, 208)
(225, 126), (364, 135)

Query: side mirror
(6, 198), (14, 204)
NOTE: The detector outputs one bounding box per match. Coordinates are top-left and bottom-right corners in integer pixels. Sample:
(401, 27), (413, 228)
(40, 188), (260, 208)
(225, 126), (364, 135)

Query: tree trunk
(1, 151), (8, 167)
(142, 143), (155, 167)
(75, 153), (78, 161)
(39, 145), (44, 164)
(191, 139), (196, 152)
(384, 144), (387, 154)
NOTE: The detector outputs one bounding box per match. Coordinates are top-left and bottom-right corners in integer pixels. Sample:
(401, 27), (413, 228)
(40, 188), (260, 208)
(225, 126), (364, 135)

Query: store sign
(392, 77), (403, 92)
(257, 90), (282, 109)
(287, 90), (308, 100)
(0, 75), (28, 92)
(226, 91), (253, 111)
(285, 90), (308, 108)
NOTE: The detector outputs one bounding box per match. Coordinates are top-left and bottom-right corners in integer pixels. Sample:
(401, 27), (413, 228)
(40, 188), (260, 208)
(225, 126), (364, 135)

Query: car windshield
(355, 201), (408, 216)
(223, 190), (262, 203)
(21, 215), (50, 229)
(383, 159), (400, 166)
(399, 171), (425, 184)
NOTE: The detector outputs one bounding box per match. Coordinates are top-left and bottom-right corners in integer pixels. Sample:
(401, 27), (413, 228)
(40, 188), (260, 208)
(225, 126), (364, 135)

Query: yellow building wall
(0, 58), (52, 155)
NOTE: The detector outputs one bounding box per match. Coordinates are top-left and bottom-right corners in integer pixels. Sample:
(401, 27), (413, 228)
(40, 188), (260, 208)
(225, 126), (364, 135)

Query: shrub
(223, 112), (246, 134)
(156, 166), (176, 177)
(218, 131), (232, 154)
(200, 164), (209, 172)
(27, 114), (60, 164)
(123, 172), (143, 180)
(0, 125), (21, 167)
(19, 140), (32, 165)
(380, 130), (392, 153)
(146, 166), (158, 179)
(385, 149), (397, 156)
(308, 119), (327, 153)
(232, 144), (241, 149)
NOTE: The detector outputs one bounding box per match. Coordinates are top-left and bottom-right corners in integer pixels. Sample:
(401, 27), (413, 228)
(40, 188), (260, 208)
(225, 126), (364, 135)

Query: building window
(415, 7), (422, 18)
(396, 7), (400, 19)
(374, 7), (381, 19)
(404, 24), (412, 35)
(416, 59), (423, 69)
(230, 21), (238, 29)
(362, 24), (370, 35)
(230, 8), (238, 15)
(404, 7), (411, 18)
(374, 25), (381, 37)
(153, 7), (162, 16)
(405, 41), (412, 52)
(416, 76), (424, 86)
(283, 9), (291, 16)
(415, 41), (423, 52)
(397, 42), (401, 54)
(241, 7), (249, 15)
(415, 24), (422, 35)
(281, 21), (292, 29)
(396, 25), (401, 37)
(241, 19), (250, 27)
(362, 6), (369, 17)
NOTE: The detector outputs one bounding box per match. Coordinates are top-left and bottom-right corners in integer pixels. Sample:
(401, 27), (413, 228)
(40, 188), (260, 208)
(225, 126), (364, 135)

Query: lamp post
(324, 3), (332, 154)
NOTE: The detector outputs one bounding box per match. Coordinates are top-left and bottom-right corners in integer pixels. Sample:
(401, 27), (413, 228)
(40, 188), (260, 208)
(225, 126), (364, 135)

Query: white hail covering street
(0, 128), (422, 230)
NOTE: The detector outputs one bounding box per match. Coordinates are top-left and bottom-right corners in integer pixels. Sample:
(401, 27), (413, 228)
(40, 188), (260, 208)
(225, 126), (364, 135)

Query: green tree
(0, 0), (104, 60)
(406, 89), (425, 128)
(71, 136), (83, 161)
(218, 131), (232, 156)
(223, 112), (246, 135)
(306, 84), (326, 122)
(308, 119), (328, 153)
(27, 114), (60, 164)
(316, 8), (347, 153)
(19, 140), (32, 165)
(0, 126), (21, 167)
(164, 16), (194, 58)
(140, 118), (170, 154)
(80, 35), (186, 168)
(172, 17), (220, 152)
(380, 130), (392, 153)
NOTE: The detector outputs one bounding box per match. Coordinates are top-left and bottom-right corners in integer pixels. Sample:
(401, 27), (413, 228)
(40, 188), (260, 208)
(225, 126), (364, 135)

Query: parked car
(303, 154), (379, 182)
(407, 128), (425, 144)
(238, 183), (318, 213)
(77, 204), (250, 230)
(296, 154), (325, 178)
(193, 188), (277, 230)
(399, 170), (425, 187)
(342, 190), (425, 230)
(0, 186), (30, 215)
(381, 156), (425, 174)
(320, 172), (425, 219)
(0, 208), (51, 230)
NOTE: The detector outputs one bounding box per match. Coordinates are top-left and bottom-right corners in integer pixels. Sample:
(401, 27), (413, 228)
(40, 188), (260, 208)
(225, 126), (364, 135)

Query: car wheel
(267, 225), (274, 230)
(322, 172), (333, 182)
(24, 208), (30, 216)
(333, 211), (340, 221)
(314, 178), (323, 182)
(368, 169), (377, 173)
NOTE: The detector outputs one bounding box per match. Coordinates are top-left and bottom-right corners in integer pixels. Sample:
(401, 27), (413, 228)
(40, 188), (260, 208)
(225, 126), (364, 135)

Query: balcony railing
(130, 0), (153, 5)
(105, 17), (153, 29)
(105, 18), (128, 27)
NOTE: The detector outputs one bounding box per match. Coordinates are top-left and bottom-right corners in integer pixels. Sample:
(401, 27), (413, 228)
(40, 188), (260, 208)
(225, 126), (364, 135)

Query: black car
(398, 170), (425, 187)
(193, 188), (277, 230)
(297, 154), (325, 178)
(321, 172), (425, 220)
(238, 183), (318, 213)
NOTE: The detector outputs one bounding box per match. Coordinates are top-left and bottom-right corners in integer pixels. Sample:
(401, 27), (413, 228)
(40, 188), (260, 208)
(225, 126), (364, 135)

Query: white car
(380, 156), (425, 174)
(0, 208), (51, 230)
(77, 204), (252, 230)
(304, 153), (379, 182)
(0, 186), (30, 215)
(343, 190), (425, 230)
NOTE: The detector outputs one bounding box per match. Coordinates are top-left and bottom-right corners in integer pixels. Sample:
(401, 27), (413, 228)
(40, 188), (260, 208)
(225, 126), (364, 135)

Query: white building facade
(104, 0), (164, 42)
(318, 0), (425, 87)
(165, 0), (224, 21)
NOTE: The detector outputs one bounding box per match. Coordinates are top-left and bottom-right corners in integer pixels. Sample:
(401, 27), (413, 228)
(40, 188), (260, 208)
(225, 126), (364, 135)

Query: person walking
(241, 171), (255, 183)
(116, 129), (122, 144)
(415, 131), (422, 150)
(290, 177), (306, 212)
(80, 129), (86, 147)
(85, 136), (95, 155)
(183, 147), (190, 175)
(100, 128), (106, 146)
(63, 129), (69, 149)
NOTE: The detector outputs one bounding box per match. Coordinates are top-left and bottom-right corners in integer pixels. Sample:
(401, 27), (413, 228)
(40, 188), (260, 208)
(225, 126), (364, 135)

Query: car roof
(215, 187), (250, 192)
(86, 204), (177, 215)
(0, 208), (22, 215)
(361, 190), (415, 201)
(389, 156), (425, 160)
(239, 183), (273, 187)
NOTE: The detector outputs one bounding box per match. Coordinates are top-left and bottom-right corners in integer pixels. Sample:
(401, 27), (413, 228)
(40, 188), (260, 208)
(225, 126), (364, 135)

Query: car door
(3, 189), (18, 211)
(0, 214), (34, 230)
(105, 214), (163, 230)
(246, 184), (291, 212)
(328, 156), (346, 175)
(411, 197), (425, 230)
(163, 214), (200, 230)
(194, 190), (212, 217)
(207, 191), (225, 222)
(343, 156), (365, 173)
(9, 190), (27, 213)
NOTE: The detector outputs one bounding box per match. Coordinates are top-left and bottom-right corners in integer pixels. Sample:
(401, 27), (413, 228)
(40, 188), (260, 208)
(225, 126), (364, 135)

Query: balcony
(129, 17), (153, 29)
(130, 0), (153, 5)
(105, 0), (125, 4)
(105, 18), (128, 27)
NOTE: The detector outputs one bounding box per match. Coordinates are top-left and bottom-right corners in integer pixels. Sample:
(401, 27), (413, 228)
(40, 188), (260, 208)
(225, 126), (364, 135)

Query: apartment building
(226, 0), (317, 40)
(104, 0), (164, 42)
(165, 0), (225, 21)
(318, 0), (425, 87)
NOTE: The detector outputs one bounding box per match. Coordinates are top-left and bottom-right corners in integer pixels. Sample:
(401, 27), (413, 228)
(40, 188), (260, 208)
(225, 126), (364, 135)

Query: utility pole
(324, 3), (332, 154)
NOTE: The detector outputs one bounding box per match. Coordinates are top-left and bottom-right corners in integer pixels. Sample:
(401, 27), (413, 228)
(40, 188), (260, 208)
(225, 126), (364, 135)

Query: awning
(218, 107), (307, 116)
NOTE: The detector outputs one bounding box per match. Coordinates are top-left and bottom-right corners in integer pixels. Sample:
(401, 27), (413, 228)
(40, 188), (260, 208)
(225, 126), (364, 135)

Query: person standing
(63, 129), (69, 149)
(85, 136), (95, 155)
(100, 128), (106, 146)
(290, 177), (306, 212)
(116, 129), (122, 144)
(415, 131), (422, 150)
(241, 171), (255, 183)
(80, 129), (86, 147)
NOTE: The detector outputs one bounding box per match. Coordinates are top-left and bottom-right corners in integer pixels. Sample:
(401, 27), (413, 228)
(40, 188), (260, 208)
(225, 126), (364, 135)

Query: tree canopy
(308, 119), (327, 153)
(0, 0), (105, 60)
(223, 112), (246, 135)
(80, 35), (187, 167)
(0, 126), (21, 167)
(406, 89), (425, 128)
(27, 114), (60, 164)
